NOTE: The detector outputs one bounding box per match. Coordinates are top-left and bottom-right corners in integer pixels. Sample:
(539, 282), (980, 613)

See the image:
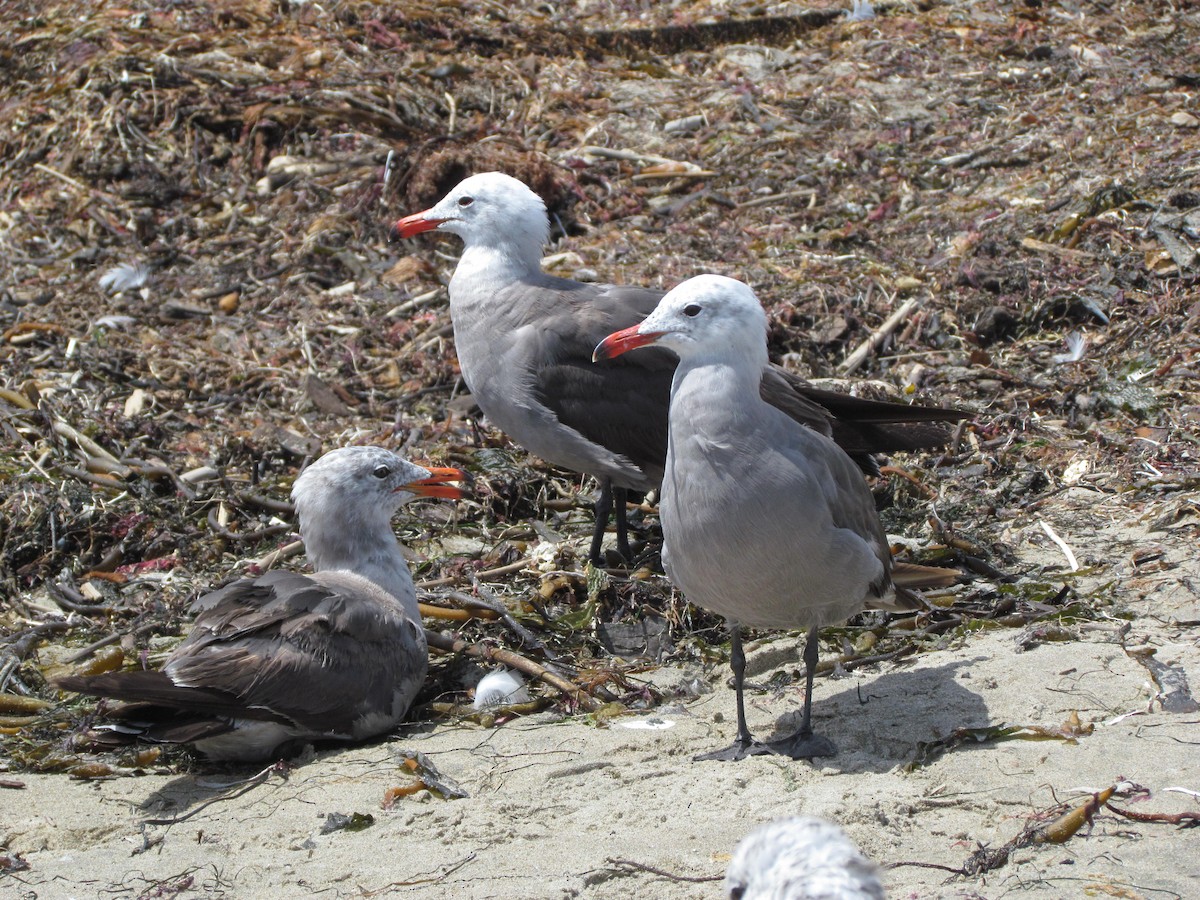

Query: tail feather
(868, 562), (961, 613)
(55, 671), (285, 723)
(892, 561), (962, 590)
(793, 382), (971, 425)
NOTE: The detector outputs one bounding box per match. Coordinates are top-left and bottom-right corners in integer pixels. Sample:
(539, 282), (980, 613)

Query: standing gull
(56, 447), (465, 762)
(726, 817), (885, 900)
(391, 172), (968, 564)
(594, 275), (956, 760)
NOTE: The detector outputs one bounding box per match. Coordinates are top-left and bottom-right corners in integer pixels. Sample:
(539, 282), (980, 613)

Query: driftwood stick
(417, 602), (500, 623)
(417, 556), (533, 589)
(424, 630), (600, 712)
(465, 580), (558, 659)
(839, 296), (919, 375)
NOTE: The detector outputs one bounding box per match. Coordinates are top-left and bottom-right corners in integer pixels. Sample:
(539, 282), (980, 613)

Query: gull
(56, 446), (464, 761)
(726, 816), (884, 900)
(594, 274), (957, 760)
(391, 172), (968, 564)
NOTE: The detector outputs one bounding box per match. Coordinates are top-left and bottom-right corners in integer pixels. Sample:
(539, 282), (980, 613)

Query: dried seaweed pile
(2, 0), (1198, 774)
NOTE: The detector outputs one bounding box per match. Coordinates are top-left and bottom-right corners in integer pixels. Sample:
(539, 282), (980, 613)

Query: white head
(725, 817), (885, 900)
(592, 274), (770, 369)
(292, 447), (464, 573)
(391, 172), (551, 270)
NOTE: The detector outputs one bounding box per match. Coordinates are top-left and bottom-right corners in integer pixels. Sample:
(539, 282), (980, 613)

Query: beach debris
(98, 262), (151, 294)
(472, 668), (531, 710)
(0, 852), (30, 874)
(382, 750), (468, 807)
(1051, 332), (1088, 365)
(321, 812), (375, 834)
(1038, 519), (1079, 571)
(1124, 645), (1200, 713)
(425, 630), (601, 713)
(616, 716), (675, 731)
(843, 0), (875, 22)
(906, 712), (1094, 770)
(891, 783), (1137, 877)
(605, 857), (723, 885)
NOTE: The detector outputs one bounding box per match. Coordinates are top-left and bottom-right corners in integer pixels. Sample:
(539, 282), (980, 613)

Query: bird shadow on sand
(128, 717), (446, 824)
(744, 657), (990, 775)
(133, 759), (301, 825)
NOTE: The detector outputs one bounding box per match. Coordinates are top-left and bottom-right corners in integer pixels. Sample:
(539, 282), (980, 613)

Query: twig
(878, 465), (937, 499)
(52, 419), (123, 465)
(33, 162), (96, 195)
(424, 631), (600, 712)
(838, 643), (919, 672)
(57, 464), (124, 490)
(1038, 519), (1079, 571)
(578, 146), (685, 167)
(206, 508), (293, 543)
(465, 581), (556, 658)
(735, 188), (817, 210)
(64, 620), (163, 663)
(885, 860), (967, 874)
(839, 296), (919, 375)
(359, 852), (477, 895)
(605, 857), (723, 884)
(47, 580), (112, 616)
(235, 491), (295, 515)
(418, 602), (499, 622)
(416, 556), (533, 589)
(1107, 804), (1200, 827)
(245, 539), (304, 572)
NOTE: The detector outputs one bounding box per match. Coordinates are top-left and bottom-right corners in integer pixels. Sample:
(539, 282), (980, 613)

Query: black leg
(588, 478), (614, 566)
(696, 623), (836, 762)
(612, 485), (631, 562)
(767, 625), (837, 759)
(730, 624), (753, 747)
(799, 623), (820, 735)
(695, 623), (767, 761)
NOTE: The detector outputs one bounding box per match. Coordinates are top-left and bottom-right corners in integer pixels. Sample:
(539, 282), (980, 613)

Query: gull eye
(457, 196), (474, 207)
(372, 465), (391, 479)
(683, 303), (702, 317)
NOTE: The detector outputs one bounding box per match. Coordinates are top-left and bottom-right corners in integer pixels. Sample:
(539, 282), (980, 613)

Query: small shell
(472, 669), (531, 711)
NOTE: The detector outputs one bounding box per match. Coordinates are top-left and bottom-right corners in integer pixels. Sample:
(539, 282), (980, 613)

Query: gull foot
(693, 738), (777, 762)
(767, 730), (837, 760)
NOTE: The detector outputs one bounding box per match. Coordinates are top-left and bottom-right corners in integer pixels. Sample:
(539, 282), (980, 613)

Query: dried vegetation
(1, 0), (1197, 806)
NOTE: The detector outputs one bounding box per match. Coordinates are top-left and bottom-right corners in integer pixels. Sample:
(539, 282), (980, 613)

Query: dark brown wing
(762, 366), (970, 473)
(167, 570), (423, 735)
(59, 570), (424, 739)
(525, 280), (674, 481)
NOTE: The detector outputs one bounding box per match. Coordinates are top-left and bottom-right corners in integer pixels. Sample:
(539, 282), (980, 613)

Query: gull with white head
(726, 816), (885, 900)
(391, 173), (968, 565)
(595, 275), (956, 760)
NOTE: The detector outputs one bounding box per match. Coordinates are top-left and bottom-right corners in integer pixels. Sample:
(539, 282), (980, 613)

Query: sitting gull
(56, 446), (465, 761)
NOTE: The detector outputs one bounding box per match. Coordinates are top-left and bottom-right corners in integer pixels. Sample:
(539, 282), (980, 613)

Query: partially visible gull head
(725, 816), (884, 900)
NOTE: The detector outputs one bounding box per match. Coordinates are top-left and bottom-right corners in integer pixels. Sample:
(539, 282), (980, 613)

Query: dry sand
(7, 489), (1198, 899)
